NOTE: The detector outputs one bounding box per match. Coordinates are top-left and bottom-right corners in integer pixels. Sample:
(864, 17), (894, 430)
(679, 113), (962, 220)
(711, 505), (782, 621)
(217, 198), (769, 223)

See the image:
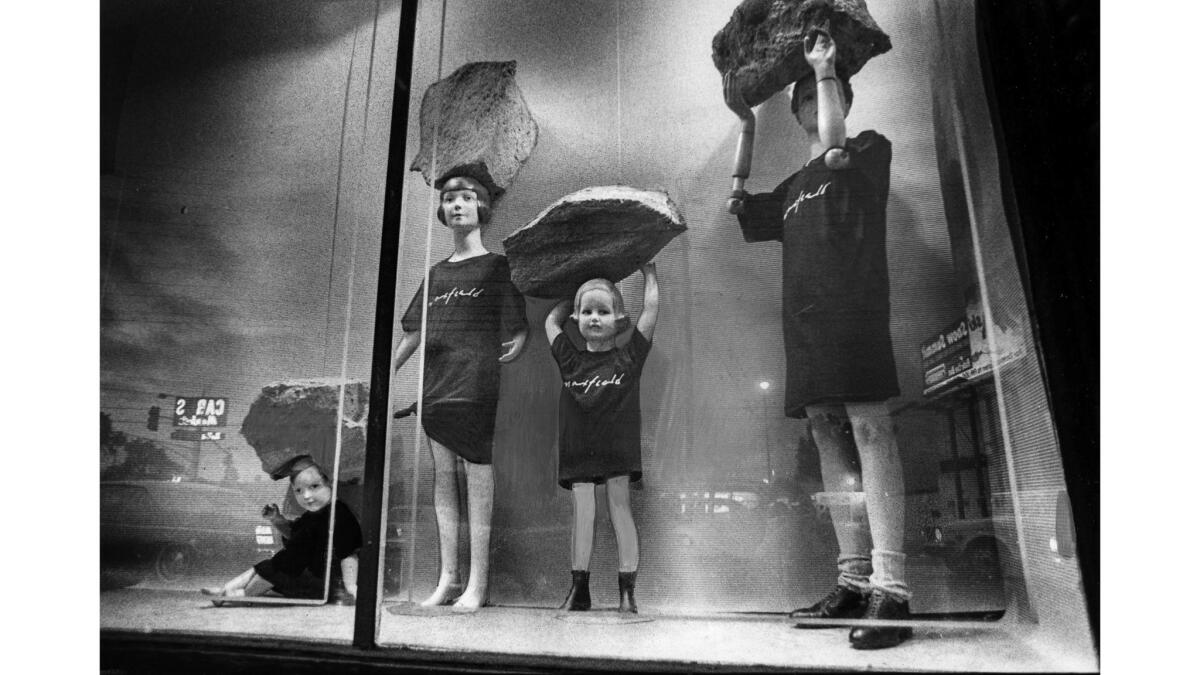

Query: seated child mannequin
(544, 263), (659, 614)
(201, 456), (362, 605)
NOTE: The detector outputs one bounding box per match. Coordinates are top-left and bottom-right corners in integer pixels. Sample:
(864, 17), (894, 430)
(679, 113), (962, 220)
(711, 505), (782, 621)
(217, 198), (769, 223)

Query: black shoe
(849, 590), (913, 650)
(618, 571), (638, 614)
(790, 585), (869, 626)
(559, 570), (591, 611)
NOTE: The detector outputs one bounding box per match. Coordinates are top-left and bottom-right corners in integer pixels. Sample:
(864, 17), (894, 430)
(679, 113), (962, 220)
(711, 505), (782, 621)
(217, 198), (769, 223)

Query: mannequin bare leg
(201, 568), (274, 605)
(453, 460), (494, 608)
(809, 404), (873, 591)
(606, 476), (639, 572)
(420, 440), (462, 607)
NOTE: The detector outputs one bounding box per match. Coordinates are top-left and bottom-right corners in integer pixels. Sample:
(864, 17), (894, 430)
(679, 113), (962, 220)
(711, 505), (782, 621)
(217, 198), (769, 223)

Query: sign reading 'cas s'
(173, 397), (228, 428)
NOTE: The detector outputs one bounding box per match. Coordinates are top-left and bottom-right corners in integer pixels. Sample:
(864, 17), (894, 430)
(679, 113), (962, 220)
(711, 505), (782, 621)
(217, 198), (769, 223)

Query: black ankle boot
(618, 571), (638, 614)
(559, 570), (591, 611)
(848, 589), (913, 649)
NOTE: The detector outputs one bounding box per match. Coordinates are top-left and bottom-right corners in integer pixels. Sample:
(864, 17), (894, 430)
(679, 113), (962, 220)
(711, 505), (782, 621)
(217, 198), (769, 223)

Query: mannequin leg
(807, 404), (872, 592)
(845, 401), (908, 600)
(420, 439), (462, 607)
(570, 482), (597, 571)
(454, 460), (494, 608)
(208, 567), (256, 595)
(845, 401), (911, 648)
(606, 475), (640, 613)
(201, 568), (272, 605)
(242, 572), (274, 597)
(605, 475), (639, 573)
(559, 482), (596, 611)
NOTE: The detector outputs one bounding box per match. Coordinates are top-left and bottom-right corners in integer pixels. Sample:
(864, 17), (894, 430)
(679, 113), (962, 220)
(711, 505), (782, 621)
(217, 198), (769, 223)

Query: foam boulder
(410, 61), (538, 198)
(712, 0), (891, 107)
(503, 186), (686, 299)
(240, 379), (369, 481)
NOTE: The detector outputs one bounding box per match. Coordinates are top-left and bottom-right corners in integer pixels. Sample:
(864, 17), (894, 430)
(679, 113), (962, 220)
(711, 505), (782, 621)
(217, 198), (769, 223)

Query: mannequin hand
(499, 330), (527, 363)
(804, 27), (837, 78)
(722, 71), (754, 120)
(261, 503), (283, 522)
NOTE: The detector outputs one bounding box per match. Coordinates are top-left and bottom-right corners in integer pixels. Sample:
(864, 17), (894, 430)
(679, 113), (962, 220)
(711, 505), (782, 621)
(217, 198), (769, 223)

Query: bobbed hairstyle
(286, 454), (331, 486)
(790, 74), (854, 116)
(572, 278), (632, 334)
(437, 176), (493, 227)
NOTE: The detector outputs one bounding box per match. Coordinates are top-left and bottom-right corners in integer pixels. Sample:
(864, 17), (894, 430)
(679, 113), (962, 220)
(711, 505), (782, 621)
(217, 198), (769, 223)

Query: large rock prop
(410, 61), (538, 198)
(240, 379), (369, 481)
(712, 0), (891, 107)
(503, 186), (686, 299)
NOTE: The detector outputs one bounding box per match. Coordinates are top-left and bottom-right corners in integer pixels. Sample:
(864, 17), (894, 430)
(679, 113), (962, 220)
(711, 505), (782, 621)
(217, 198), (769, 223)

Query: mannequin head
(791, 76), (853, 135)
(287, 456), (333, 512)
(572, 278), (630, 344)
(437, 176), (493, 229)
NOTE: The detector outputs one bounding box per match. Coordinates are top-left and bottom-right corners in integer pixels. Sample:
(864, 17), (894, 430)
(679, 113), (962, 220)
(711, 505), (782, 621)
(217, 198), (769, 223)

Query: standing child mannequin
(725, 29), (912, 649)
(544, 264), (659, 614)
(394, 176), (529, 609)
(201, 456), (362, 604)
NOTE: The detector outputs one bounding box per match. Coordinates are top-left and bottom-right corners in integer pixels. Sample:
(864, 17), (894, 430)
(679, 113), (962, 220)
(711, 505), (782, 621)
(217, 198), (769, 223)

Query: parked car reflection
(100, 480), (278, 588)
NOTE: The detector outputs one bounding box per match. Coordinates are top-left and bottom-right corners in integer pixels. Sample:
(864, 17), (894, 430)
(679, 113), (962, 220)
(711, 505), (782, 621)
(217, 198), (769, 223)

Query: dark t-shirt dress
(551, 329), (652, 489)
(402, 253), (528, 463)
(737, 130), (900, 417)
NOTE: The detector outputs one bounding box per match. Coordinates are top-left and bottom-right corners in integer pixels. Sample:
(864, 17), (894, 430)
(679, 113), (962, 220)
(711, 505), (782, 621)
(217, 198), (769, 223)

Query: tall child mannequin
(394, 176), (528, 609)
(725, 29), (912, 649)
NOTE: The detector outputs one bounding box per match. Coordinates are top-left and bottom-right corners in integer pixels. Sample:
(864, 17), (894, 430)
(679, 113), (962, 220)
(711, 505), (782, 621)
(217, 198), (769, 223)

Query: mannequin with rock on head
(725, 29), (913, 650)
(393, 175), (529, 610)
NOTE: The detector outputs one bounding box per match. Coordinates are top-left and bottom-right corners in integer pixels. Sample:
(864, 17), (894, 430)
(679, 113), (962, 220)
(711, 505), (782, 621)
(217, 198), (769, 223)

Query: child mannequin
(201, 456), (361, 604)
(544, 264), (659, 614)
(725, 29), (911, 649)
(394, 175), (529, 609)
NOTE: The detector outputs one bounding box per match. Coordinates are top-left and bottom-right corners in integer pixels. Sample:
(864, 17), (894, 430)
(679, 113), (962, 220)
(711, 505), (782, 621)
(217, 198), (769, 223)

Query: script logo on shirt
(564, 372), (625, 394)
(429, 286), (484, 306)
(783, 180), (831, 220)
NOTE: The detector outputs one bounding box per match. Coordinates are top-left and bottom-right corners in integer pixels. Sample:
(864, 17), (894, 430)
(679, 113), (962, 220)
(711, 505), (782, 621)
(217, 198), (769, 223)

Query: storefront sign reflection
(173, 396), (228, 427)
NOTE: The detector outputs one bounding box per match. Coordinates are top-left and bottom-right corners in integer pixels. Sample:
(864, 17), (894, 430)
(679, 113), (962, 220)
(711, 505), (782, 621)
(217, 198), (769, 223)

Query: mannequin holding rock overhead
(718, 0), (914, 650)
(393, 61), (535, 611)
(506, 186), (684, 615)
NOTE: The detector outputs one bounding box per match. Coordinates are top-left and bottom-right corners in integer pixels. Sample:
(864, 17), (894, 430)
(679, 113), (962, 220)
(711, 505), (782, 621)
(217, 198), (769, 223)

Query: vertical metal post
(352, 0), (420, 650)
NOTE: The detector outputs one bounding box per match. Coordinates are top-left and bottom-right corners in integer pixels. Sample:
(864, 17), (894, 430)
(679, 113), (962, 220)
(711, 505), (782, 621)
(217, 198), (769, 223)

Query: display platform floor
(100, 588), (1096, 673)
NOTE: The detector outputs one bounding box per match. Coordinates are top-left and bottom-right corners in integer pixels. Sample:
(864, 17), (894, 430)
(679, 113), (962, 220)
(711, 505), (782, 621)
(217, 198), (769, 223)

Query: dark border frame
(975, 0), (1099, 649)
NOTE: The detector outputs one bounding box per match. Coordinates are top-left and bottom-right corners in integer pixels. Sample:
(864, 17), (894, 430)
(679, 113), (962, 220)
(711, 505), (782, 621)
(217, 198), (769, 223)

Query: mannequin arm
(636, 263), (660, 341)
(544, 300), (572, 343)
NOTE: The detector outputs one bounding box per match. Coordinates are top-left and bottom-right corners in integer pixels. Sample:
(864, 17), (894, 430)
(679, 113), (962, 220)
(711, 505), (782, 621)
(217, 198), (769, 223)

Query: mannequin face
(793, 82), (820, 135)
(440, 188), (481, 230)
(292, 466), (332, 512)
(791, 80), (849, 136)
(576, 289), (621, 343)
